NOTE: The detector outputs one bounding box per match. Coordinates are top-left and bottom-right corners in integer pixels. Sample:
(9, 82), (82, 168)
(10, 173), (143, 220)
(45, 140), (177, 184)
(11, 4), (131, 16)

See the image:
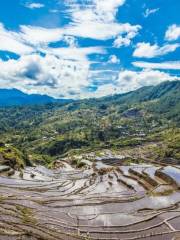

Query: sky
(0, 0), (179, 99)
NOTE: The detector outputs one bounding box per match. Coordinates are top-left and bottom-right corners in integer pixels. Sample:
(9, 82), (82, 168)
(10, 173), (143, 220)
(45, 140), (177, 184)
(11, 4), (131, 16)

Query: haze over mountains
(0, 80), (179, 107)
(0, 88), (72, 106)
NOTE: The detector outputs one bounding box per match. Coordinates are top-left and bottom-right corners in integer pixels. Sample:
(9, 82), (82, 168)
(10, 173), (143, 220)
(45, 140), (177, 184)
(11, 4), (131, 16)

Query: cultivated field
(0, 158), (180, 240)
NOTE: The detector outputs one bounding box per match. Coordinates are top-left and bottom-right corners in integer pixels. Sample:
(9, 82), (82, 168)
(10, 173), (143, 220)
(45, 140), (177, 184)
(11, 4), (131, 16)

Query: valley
(0, 0), (179, 238)
(0, 81), (179, 239)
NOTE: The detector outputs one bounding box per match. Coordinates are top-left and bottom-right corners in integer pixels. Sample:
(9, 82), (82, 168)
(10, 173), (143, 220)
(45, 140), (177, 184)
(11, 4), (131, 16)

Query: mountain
(0, 88), (72, 106)
(0, 80), (179, 165)
(94, 80), (180, 106)
(1, 81), (179, 107)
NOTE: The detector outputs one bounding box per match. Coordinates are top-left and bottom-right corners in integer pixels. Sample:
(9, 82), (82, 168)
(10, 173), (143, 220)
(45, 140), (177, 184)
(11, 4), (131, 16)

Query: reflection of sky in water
(144, 166), (159, 177)
(95, 161), (110, 169)
(130, 164), (154, 174)
(69, 192), (180, 226)
(71, 191), (180, 215)
(162, 166), (180, 185)
(96, 213), (143, 226)
(69, 205), (143, 226)
(135, 192), (179, 209)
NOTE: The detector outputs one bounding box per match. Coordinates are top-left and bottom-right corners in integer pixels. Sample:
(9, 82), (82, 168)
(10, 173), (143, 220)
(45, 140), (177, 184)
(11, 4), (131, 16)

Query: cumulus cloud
(66, 0), (126, 23)
(82, 69), (180, 98)
(93, 0), (126, 22)
(116, 69), (180, 93)
(133, 61), (180, 70)
(0, 54), (90, 98)
(0, 1), (179, 99)
(165, 24), (180, 41)
(0, 53), (179, 99)
(0, 0), (142, 99)
(113, 25), (140, 48)
(0, 20), (107, 98)
(133, 42), (180, 58)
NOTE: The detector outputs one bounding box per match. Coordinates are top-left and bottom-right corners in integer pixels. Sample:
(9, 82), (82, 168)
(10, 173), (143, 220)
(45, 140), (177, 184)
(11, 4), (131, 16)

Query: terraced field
(0, 160), (180, 240)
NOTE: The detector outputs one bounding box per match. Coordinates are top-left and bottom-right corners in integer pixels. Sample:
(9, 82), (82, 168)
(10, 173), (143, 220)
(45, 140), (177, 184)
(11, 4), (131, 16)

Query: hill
(0, 80), (179, 166)
(0, 88), (72, 106)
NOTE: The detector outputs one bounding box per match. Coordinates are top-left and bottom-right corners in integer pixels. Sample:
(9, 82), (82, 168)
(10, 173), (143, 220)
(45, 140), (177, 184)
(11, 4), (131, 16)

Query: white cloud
(113, 25), (141, 48)
(0, 19), (140, 58)
(133, 61), (180, 70)
(143, 8), (159, 18)
(113, 36), (130, 48)
(47, 46), (105, 61)
(63, 35), (77, 47)
(116, 69), (180, 93)
(133, 42), (180, 58)
(0, 53), (179, 99)
(66, 20), (141, 41)
(62, 0), (141, 40)
(0, 23), (33, 55)
(165, 24), (180, 41)
(0, 1), (179, 99)
(66, 0), (126, 23)
(82, 69), (180, 98)
(20, 25), (63, 46)
(87, 83), (118, 98)
(0, 54), (90, 98)
(0, 21), (107, 98)
(0, 22), (104, 59)
(94, 0), (126, 22)
(108, 55), (120, 64)
(24, 3), (45, 9)
(0, 23), (64, 54)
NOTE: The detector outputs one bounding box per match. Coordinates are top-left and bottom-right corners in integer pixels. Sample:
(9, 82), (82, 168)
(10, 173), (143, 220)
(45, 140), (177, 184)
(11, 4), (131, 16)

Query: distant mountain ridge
(0, 81), (179, 107)
(0, 88), (72, 106)
(100, 80), (180, 104)
(0, 80), (179, 162)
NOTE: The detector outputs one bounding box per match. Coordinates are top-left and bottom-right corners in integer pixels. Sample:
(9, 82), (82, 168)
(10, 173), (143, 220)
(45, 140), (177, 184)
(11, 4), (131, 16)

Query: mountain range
(0, 80), (180, 108)
(0, 80), (179, 166)
(0, 88), (71, 106)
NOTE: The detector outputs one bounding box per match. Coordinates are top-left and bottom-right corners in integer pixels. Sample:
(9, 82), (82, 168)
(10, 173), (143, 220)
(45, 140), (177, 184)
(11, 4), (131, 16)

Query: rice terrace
(0, 148), (180, 239)
(0, 0), (180, 239)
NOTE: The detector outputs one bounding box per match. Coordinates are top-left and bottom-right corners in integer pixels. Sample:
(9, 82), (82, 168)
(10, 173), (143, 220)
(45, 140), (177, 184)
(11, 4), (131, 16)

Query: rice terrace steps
(0, 159), (180, 240)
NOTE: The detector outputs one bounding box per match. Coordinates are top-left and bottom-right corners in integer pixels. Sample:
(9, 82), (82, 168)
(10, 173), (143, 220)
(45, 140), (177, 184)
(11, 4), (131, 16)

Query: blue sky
(0, 0), (179, 98)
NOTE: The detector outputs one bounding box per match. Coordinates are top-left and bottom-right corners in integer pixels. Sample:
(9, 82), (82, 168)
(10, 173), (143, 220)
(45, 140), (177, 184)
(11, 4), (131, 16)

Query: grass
(0, 195), (6, 203)
(71, 158), (86, 168)
(16, 206), (37, 225)
(149, 188), (174, 196)
(0, 146), (25, 169)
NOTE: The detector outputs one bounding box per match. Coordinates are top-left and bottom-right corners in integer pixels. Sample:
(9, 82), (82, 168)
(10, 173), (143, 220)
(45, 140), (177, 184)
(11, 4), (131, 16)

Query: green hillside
(0, 80), (179, 167)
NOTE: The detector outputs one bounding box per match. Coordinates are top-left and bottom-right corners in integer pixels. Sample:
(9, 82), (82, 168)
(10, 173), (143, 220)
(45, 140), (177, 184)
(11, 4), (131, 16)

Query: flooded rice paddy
(0, 161), (180, 240)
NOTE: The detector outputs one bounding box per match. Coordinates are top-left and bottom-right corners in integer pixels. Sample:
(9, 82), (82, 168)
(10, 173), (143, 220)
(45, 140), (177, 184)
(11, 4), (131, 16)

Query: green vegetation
(0, 143), (29, 169)
(146, 128), (180, 163)
(0, 81), (179, 167)
(16, 205), (37, 224)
